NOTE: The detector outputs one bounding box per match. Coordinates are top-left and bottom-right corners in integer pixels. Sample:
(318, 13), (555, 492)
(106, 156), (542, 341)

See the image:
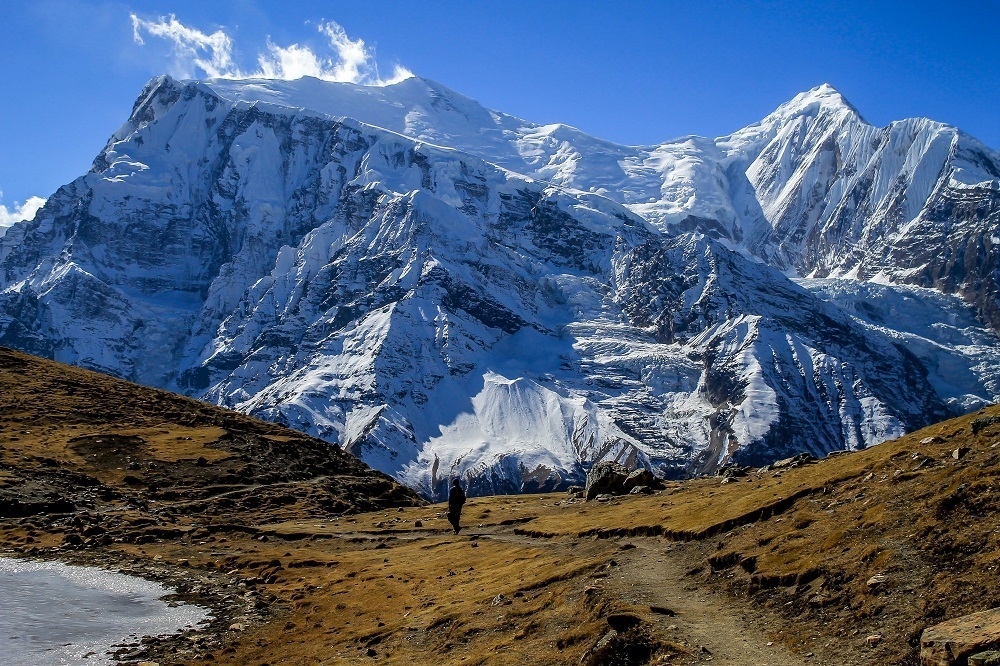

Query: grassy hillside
(0, 346), (421, 524)
(513, 405), (1000, 663)
(1, 346), (997, 664)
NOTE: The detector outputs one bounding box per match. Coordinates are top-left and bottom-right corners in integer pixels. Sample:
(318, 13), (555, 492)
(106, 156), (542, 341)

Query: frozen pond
(0, 557), (210, 665)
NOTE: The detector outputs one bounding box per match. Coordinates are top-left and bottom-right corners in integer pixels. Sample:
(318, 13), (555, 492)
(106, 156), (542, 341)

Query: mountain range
(1, 74), (998, 498)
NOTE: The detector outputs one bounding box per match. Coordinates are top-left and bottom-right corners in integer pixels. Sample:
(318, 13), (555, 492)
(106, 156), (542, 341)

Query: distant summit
(0, 75), (998, 498)
(780, 83), (863, 117)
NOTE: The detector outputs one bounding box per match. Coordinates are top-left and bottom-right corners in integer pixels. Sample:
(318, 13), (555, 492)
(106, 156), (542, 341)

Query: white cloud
(130, 13), (238, 79)
(255, 40), (328, 80)
(130, 14), (412, 86)
(0, 193), (46, 236)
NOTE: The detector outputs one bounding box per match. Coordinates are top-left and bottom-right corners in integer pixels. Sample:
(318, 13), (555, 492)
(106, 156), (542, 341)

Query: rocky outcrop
(921, 608), (1000, 665)
(584, 463), (665, 500)
(585, 462), (631, 501)
(623, 469), (663, 493)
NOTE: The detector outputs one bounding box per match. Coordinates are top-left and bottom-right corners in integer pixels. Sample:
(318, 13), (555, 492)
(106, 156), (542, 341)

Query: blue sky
(1, 0), (998, 219)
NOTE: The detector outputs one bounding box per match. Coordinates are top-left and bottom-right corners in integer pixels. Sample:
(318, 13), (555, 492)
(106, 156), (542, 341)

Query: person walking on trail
(447, 478), (466, 534)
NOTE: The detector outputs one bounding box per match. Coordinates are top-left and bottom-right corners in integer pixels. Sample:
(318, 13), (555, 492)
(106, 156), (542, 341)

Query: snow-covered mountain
(1, 75), (998, 499)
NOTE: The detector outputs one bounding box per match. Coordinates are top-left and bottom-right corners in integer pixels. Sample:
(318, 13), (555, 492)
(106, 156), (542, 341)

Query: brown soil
(604, 539), (813, 665)
(1, 346), (998, 665)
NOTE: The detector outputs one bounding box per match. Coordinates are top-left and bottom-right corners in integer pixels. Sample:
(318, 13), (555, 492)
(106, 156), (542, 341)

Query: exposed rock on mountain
(0, 75), (997, 498)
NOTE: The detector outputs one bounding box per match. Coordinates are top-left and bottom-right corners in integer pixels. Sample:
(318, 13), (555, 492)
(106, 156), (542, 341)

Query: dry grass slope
(1, 346), (998, 665)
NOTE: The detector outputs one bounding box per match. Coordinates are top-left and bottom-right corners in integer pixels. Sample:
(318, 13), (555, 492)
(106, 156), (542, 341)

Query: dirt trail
(605, 540), (819, 666)
(459, 526), (812, 666)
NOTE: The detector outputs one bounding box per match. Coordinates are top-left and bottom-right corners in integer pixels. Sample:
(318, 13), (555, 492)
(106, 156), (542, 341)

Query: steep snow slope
(0, 75), (998, 499)
(724, 88), (1000, 314)
(193, 77), (1000, 324)
(799, 279), (1000, 413)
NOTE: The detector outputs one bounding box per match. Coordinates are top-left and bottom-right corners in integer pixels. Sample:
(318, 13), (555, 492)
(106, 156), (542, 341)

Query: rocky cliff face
(1, 75), (997, 498)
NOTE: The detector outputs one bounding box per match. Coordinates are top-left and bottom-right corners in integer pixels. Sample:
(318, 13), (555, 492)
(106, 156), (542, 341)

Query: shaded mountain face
(0, 75), (998, 499)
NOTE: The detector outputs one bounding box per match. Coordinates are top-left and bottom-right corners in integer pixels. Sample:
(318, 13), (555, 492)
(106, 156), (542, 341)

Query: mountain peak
(773, 83), (865, 123)
(5, 65), (1000, 502)
(810, 82), (845, 98)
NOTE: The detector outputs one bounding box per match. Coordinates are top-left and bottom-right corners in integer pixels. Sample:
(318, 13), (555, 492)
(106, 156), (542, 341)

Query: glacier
(0, 74), (998, 499)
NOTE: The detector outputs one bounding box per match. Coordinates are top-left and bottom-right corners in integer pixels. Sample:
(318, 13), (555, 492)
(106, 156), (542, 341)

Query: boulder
(772, 452), (815, 469)
(921, 608), (1000, 666)
(585, 462), (630, 500)
(972, 416), (1000, 434)
(866, 573), (889, 588)
(970, 652), (1000, 666)
(623, 468), (663, 492)
(719, 464), (750, 479)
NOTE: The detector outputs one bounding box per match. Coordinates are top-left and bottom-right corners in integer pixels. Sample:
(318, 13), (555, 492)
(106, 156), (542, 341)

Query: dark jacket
(448, 484), (466, 512)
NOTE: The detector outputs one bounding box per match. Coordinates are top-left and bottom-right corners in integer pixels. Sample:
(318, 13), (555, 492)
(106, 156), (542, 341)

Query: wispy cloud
(0, 192), (46, 235)
(130, 14), (412, 85)
(130, 13), (237, 79)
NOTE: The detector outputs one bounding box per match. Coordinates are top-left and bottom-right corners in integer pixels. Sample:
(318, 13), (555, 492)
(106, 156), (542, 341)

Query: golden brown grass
(2, 346), (1000, 664)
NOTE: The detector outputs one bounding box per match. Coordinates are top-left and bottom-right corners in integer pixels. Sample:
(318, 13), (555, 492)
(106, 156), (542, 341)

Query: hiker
(447, 478), (466, 534)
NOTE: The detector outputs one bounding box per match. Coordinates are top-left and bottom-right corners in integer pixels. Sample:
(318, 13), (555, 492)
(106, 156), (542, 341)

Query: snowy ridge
(0, 75), (998, 499)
